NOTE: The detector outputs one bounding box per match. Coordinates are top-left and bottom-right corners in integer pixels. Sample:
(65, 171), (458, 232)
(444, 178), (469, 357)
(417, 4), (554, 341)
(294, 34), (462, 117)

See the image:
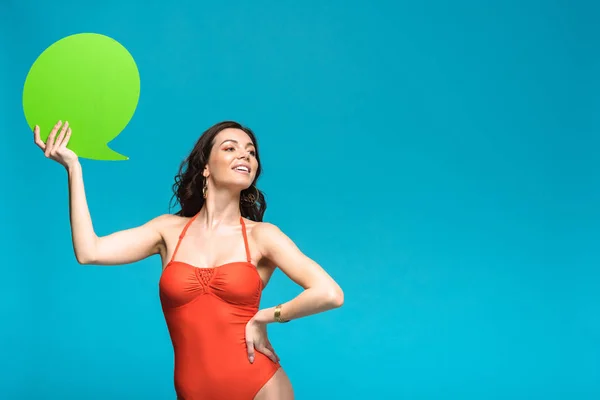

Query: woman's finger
(266, 342), (280, 362)
(49, 120), (62, 141)
(33, 125), (46, 151)
(257, 345), (278, 364)
(53, 121), (68, 151)
(246, 339), (255, 364)
(45, 120), (62, 157)
(60, 128), (72, 148)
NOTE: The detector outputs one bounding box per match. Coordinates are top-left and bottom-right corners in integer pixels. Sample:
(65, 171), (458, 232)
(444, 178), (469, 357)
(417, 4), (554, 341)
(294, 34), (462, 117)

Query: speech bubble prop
(23, 33), (140, 160)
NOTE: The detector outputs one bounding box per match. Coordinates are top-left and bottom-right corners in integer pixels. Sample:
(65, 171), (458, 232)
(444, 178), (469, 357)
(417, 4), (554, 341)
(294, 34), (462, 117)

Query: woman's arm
(68, 163), (166, 265)
(252, 222), (344, 323)
(35, 121), (166, 266)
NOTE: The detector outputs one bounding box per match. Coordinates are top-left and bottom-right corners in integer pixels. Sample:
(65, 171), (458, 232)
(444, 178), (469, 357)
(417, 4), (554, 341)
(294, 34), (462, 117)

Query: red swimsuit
(159, 214), (280, 399)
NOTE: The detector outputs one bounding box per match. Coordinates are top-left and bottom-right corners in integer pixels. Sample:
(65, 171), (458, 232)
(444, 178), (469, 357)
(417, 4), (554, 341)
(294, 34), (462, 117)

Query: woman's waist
(166, 316), (249, 348)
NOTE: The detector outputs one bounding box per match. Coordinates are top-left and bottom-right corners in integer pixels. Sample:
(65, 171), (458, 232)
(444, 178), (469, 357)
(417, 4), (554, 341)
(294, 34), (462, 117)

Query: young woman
(33, 120), (344, 400)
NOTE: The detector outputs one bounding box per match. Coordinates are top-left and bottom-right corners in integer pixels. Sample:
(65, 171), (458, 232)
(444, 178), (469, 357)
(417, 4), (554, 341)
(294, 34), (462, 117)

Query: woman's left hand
(245, 317), (280, 364)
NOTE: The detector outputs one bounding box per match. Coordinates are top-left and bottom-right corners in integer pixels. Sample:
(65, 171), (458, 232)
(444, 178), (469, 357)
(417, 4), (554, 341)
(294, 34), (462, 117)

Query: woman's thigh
(254, 368), (294, 400)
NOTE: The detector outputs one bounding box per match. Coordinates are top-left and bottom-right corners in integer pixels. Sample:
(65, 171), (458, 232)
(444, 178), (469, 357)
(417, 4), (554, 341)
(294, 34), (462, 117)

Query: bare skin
(34, 120), (343, 400)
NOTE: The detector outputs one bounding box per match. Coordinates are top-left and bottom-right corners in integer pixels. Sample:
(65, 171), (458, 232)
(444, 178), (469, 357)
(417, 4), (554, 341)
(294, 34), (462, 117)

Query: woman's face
(204, 128), (258, 190)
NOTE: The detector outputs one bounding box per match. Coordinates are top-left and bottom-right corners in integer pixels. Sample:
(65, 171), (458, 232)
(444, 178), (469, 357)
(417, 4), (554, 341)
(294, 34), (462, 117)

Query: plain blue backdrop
(1, 0), (599, 399)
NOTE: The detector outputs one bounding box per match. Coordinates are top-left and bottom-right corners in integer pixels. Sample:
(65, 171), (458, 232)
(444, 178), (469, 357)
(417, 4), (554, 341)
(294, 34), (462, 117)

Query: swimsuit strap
(239, 217), (252, 263)
(170, 212), (200, 263)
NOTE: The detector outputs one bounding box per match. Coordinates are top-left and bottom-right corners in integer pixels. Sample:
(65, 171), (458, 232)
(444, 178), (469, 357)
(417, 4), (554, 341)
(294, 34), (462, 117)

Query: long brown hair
(169, 121), (267, 221)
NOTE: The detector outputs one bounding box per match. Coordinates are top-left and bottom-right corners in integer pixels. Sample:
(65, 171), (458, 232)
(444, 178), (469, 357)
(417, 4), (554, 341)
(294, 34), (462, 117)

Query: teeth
(235, 166), (249, 172)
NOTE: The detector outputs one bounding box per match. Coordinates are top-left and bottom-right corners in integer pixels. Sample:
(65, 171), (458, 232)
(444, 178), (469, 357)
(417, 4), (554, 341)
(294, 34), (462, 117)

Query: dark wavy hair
(169, 121), (267, 221)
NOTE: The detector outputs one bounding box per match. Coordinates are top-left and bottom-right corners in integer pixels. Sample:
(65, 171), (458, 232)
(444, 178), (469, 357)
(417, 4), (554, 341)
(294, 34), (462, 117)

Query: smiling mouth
(233, 166), (250, 174)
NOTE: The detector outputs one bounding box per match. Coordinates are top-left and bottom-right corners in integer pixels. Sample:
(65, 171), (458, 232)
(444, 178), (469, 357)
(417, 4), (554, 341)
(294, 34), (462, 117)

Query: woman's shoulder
(247, 220), (282, 237)
(146, 213), (190, 234)
(148, 213), (186, 224)
(247, 220), (291, 250)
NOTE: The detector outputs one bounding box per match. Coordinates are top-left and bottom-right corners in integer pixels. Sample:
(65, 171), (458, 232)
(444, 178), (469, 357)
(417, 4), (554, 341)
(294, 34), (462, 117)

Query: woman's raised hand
(34, 120), (79, 169)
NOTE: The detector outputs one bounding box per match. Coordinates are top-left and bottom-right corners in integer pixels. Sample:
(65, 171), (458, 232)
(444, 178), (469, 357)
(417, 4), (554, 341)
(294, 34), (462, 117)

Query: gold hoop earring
(241, 185), (259, 204)
(202, 177), (208, 199)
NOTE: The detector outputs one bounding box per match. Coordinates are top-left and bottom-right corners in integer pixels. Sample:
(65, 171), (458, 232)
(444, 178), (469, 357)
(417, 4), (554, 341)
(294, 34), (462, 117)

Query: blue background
(1, 0), (599, 399)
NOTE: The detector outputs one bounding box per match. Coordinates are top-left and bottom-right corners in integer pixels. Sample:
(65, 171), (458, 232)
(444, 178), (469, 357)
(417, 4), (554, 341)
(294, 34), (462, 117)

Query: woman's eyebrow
(220, 139), (255, 147)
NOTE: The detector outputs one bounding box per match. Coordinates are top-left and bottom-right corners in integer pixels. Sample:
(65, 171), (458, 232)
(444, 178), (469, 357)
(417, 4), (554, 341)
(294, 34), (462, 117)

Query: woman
(33, 120), (344, 400)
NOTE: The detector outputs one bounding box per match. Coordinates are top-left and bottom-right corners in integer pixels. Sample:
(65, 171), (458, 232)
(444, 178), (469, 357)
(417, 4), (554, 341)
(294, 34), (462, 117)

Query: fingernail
(249, 356), (254, 363)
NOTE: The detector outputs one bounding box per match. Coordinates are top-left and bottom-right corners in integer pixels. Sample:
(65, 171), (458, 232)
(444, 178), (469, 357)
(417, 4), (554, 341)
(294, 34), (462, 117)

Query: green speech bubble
(23, 33), (140, 160)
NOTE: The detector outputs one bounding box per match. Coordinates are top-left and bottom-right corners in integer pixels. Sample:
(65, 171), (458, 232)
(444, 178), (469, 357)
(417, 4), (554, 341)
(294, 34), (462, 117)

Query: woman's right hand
(34, 120), (79, 169)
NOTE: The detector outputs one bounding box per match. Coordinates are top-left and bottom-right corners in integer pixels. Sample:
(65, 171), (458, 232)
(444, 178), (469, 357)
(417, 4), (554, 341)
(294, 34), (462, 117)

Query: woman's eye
(249, 150), (256, 156)
(225, 147), (234, 151)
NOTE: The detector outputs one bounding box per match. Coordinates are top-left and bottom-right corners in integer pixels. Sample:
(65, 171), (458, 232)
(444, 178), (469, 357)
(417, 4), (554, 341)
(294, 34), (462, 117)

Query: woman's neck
(198, 189), (241, 230)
